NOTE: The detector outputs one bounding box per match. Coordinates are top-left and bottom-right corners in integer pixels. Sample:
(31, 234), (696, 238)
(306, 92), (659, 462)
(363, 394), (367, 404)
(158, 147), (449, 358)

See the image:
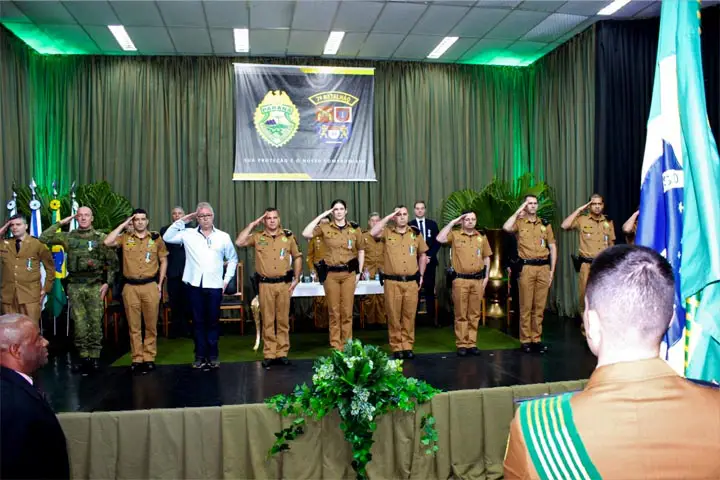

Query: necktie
(420, 220), (426, 238)
(15, 239), (21, 253)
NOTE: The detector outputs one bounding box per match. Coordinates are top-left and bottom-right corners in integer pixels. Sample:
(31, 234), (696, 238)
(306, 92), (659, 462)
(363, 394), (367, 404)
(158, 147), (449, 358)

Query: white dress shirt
(17, 370), (33, 385)
(162, 221), (238, 289)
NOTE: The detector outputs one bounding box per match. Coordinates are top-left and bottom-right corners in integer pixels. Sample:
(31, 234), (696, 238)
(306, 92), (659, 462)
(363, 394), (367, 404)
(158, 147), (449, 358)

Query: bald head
(0, 314), (49, 375)
(584, 245), (675, 361)
(76, 207), (94, 229)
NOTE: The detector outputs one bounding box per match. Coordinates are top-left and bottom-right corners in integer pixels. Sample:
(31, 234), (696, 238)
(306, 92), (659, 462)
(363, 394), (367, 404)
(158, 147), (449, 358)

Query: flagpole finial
(30, 178), (37, 189)
(52, 180), (58, 197)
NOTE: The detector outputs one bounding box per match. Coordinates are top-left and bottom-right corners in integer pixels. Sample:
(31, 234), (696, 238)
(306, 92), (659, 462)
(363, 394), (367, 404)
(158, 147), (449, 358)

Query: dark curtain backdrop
(594, 6), (720, 239)
(0, 25), (596, 316)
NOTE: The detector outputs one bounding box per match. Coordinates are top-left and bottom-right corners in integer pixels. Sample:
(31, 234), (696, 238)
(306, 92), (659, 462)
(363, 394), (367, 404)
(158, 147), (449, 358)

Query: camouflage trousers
(67, 283), (104, 358)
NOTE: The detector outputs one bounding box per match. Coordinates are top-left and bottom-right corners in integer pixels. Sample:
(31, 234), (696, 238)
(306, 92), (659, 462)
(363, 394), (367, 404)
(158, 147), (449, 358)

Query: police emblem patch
(254, 90), (300, 148)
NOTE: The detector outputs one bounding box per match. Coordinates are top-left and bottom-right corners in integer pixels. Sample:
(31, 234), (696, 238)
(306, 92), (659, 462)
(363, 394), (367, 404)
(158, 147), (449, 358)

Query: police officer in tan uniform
(504, 246), (720, 479)
(236, 208), (302, 368)
(503, 195), (557, 353)
(437, 211), (492, 356)
(622, 209), (640, 245)
(307, 216), (330, 328)
(362, 213), (385, 326)
(370, 206), (427, 359)
(561, 194), (615, 320)
(105, 209), (168, 373)
(0, 215), (55, 323)
(303, 200), (365, 350)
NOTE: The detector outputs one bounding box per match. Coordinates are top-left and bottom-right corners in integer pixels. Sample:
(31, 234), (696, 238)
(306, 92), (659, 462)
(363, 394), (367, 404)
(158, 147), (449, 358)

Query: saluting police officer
(561, 194), (615, 323)
(41, 207), (118, 373)
(307, 216), (330, 328)
(437, 211), (491, 356)
(303, 200), (365, 350)
(362, 212), (386, 326)
(503, 195), (557, 354)
(622, 209), (639, 245)
(236, 208), (302, 368)
(370, 206), (427, 359)
(105, 209), (168, 374)
(0, 215), (55, 324)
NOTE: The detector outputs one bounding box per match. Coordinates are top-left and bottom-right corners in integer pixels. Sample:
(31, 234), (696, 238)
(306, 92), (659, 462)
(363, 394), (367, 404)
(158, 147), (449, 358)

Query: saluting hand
(580, 200), (592, 211)
(59, 214), (76, 226)
(253, 212), (268, 227)
(179, 212), (197, 224)
(0, 221), (10, 236)
(453, 214), (467, 225)
(322, 208), (335, 217)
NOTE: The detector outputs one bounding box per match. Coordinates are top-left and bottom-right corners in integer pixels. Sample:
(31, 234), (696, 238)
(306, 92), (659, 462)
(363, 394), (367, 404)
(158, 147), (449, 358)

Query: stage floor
(36, 314), (596, 413)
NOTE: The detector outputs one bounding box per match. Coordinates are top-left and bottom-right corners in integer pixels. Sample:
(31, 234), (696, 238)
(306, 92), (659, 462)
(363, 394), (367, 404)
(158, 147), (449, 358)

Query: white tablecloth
(292, 280), (384, 297)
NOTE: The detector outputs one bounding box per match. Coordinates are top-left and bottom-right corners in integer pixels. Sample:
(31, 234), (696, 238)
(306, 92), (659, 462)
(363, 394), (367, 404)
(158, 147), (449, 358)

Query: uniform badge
(280, 248), (286, 259)
(603, 221), (610, 229)
(87, 241), (94, 251)
(540, 226), (547, 233)
(411, 233), (416, 239)
(253, 90), (299, 148)
(349, 228), (356, 234)
(281, 236), (288, 243)
(409, 245), (415, 255)
(26, 258), (33, 271)
(347, 239), (353, 249)
(476, 248), (481, 257)
(148, 238), (155, 247)
(145, 252), (152, 263)
(127, 238), (136, 247)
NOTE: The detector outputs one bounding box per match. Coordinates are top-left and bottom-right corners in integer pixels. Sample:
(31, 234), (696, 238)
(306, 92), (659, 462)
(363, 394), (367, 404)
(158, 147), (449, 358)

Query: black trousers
(421, 261), (437, 322)
(167, 277), (190, 337)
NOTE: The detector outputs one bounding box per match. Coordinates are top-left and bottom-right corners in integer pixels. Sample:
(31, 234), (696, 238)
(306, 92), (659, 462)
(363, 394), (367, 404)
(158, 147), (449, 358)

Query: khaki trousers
(122, 283), (160, 362)
(362, 295), (386, 325)
(452, 278), (484, 348)
(517, 265), (551, 344)
(259, 282), (291, 359)
(323, 271), (355, 350)
(2, 294), (42, 324)
(384, 279), (418, 352)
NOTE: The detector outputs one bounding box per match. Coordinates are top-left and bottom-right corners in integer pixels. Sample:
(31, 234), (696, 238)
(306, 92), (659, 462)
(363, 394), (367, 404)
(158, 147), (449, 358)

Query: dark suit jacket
(160, 224), (187, 279)
(0, 366), (70, 480)
(410, 218), (440, 263)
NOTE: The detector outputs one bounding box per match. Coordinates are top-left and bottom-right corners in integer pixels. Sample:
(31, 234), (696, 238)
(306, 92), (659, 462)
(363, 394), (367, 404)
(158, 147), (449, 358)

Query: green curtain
(0, 25), (595, 316)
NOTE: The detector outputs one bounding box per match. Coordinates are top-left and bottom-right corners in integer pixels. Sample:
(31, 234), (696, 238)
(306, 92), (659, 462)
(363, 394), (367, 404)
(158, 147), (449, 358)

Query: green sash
(518, 392), (601, 480)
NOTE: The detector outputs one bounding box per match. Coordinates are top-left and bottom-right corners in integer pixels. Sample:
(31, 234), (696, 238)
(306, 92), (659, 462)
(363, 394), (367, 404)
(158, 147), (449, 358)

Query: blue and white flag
(635, 0), (686, 373)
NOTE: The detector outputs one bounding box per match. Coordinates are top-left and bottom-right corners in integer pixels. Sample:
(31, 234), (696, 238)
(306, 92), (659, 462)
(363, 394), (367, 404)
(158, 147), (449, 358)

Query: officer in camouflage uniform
(41, 206), (117, 373)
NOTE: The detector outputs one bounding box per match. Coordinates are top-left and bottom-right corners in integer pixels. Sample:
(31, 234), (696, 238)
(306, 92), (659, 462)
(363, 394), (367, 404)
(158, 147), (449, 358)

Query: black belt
(124, 276), (157, 286)
(383, 273), (420, 282)
(521, 258), (550, 266)
(257, 271), (292, 284)
(578, 255), (594, 264)
(455, 270), (486, 280)
(328, 264), (351, 272)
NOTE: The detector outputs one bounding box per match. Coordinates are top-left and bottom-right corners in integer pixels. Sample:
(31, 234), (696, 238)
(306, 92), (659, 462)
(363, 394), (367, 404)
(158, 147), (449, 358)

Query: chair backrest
(223, 262), (244, 299)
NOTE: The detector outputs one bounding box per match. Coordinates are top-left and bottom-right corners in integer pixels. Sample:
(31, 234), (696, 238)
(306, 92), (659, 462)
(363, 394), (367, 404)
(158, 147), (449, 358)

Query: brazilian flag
(48, 207), (68, 317)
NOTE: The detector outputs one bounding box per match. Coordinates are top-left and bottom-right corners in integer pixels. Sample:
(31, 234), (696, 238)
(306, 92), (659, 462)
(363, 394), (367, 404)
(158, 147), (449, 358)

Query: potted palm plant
(441, 173), (556, 317)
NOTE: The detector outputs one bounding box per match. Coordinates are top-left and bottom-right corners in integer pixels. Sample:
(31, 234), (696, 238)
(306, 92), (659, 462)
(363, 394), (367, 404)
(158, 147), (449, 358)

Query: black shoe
(277, 357), (291, 366)
(192, 358), (205, 369)
(71, 361), (84, 373)
(262, 358), (273, 369)
(393, 351), (404, 360)
(404, 350), (415, 360)
(467, 347), (481, 356)
(90, 359), (101, 371)
(457, 348), (468, 357)
(533, 342), (549, 353)
(521, 343), (532, 354)
(130, 362), (143, 374)
(143, 361), (156, 372)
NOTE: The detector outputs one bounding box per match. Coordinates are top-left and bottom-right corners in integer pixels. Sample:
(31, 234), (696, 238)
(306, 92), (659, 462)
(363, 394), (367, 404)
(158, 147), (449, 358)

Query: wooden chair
(220, 262), (245, 334)
(103, 289), (122, 343)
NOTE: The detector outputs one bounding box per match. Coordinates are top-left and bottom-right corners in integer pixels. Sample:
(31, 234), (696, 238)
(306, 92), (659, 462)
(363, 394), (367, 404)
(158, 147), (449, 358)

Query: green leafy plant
(441, 173), (556, 229)
(266, 339), (441, 480)
(10, 181), (132, 233)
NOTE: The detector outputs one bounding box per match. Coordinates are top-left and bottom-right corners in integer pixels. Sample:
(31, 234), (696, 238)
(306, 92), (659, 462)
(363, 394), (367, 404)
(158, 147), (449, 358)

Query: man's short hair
(586, 245), (675, 345)
(395, 205), (407, 210)
(8, 214), (27, 224)
(265, 207), (278, 214)
(590, 194), (604, 202)
(368, 212), (380, 219)
(171, 206), (184, 212)
(461, 209), (474, 216)
(0, 314), (32, 350)
(414, 201), (426, 208)
(196, 202), (214, 215)
(132, 208), (148, 217)
(524, 194), (538, 202)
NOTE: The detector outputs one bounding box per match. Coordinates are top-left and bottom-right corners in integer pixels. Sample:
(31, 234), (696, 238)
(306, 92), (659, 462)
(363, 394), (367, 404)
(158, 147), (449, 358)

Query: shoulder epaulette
(151, 232), (160, 240)
(349, 221), (359, 229)
(541, 219), (550, 226)
(477, 228), (487, 235)
(283, 229), (293, 237)
(409, 225), (421, 234)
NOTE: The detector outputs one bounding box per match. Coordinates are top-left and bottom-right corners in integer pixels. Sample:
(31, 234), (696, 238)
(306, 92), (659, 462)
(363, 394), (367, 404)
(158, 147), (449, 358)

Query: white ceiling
(0, 0), (702, 62)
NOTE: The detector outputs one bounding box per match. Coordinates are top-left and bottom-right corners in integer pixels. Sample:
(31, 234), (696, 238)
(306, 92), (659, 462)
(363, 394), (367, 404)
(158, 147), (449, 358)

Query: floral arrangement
(266, 339), (441, 479)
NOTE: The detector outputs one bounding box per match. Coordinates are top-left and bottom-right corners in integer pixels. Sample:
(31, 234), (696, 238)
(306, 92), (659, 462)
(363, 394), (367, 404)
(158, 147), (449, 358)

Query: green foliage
(266, 339), (441, 480)
(441, 173), (557, 230)
(10, 181), (133, 233)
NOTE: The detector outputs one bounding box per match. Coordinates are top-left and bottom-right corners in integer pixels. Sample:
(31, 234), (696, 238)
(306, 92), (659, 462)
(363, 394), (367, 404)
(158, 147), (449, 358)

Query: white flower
(385, 359), (403, 373)
(312, 363), (336, 384)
